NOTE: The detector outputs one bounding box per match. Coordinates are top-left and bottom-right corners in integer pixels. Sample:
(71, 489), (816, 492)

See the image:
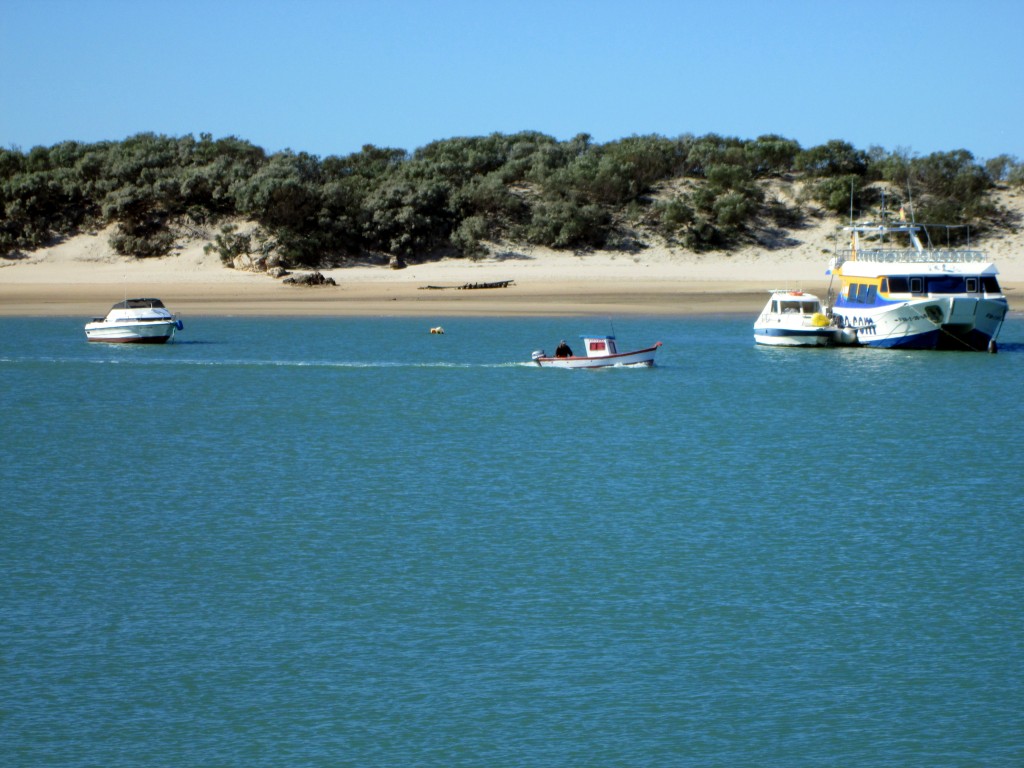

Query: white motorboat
(531, 335), (662, 368)
(827, 218), (1009, 351)
(754, 290), (838, 347)
(84, 298), (183, 344)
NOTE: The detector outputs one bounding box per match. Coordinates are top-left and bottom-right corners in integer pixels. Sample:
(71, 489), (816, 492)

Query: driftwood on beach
(420, 280), (515, 291)
(459, 280), (514, 290)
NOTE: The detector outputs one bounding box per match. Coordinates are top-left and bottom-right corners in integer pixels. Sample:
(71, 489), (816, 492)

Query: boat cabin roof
(838, 260), (998, 279)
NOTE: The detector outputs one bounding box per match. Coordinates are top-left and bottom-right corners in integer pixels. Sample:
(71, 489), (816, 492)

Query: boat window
(802, 302), (819, 313)
(771, 301), (779, 313)
(888, 276), (909, 292)
(856, 283), (870, 303)
(589, 341), (606, 351)
(865, 285), (877, 304)
(965, 277), (978, 292)
(982, 276), (1001, 292)
(910, 277), (924, 294)
(880, 278), (889, 293)
(780, 301), (801, 313)
(927, 275), (965, 294)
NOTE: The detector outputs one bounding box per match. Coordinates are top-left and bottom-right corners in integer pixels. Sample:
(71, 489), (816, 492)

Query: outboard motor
(531, 350), (546, 362)
(838, 327), (858, 346)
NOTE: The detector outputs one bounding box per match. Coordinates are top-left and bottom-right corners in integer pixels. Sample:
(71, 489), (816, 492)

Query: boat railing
(834, 248), (988, 265)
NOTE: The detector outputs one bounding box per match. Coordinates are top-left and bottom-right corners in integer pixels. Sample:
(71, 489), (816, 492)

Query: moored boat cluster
(753, 220), (1009, 352)
(82, 219), (1011, 356)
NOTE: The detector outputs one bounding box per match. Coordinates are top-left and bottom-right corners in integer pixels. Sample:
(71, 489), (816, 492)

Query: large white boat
(827, 220), (1009, 351)
(753, 290), (838, 347)
(84, 298), (183, 344)
(531, 335), (662, 368)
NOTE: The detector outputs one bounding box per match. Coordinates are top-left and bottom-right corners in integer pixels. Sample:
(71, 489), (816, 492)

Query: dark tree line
(2, 130), (1021, 266)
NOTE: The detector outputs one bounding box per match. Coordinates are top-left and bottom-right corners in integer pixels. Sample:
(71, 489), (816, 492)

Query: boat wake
(0, 356), (528, 369)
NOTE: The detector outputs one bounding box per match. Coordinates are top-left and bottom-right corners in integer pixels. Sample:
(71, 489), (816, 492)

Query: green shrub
(796, 140), (868, 177)
(811, 174), (872, 215)
(204, 223), (252, 266)
(524, 200), (608, 249)
(1007, 163), (1024, 190)
(109, 223), (175, 258)
(450, 215), (489, 258)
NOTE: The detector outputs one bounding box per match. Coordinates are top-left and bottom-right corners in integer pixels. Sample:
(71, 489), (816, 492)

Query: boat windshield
(778, 300), (819, 313)
(112, 298), (166, 309)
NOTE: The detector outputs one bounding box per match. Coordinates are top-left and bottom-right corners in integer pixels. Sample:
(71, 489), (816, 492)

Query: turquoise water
(2, 314), (1023, 767)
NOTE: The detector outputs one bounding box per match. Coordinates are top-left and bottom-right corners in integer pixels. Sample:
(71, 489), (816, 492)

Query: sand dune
(2, 209), (1021, 317)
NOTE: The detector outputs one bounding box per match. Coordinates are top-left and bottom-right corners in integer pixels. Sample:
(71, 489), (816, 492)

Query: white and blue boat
(827, 220), (1009, 351)
(753, 290), (837, 347)
(84, 298), (183, 344)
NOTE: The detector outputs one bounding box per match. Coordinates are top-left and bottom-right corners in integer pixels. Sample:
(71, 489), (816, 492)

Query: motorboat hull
(754, 328), (836, 347)
(834, 297), (1008, 351)
(85, 320), (178, 343)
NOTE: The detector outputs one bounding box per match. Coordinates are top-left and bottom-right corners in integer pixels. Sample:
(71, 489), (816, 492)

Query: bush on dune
(0, 131), (1017, 261)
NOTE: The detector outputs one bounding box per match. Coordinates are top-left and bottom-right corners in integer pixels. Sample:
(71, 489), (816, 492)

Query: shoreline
(0, 279), (824, 317)
(3, 274), (1022, 319)
(2, 224), (1021, 318)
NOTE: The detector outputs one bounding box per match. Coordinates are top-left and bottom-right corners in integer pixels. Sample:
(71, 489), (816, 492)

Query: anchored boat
(753, 290), (838, 347)
(826, 220), (1008, 351)
(84, 298), (183, 344)
(531, 335), (662, 368)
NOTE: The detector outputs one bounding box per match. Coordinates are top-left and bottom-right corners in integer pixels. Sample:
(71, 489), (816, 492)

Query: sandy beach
(2, 216), (1022, 318)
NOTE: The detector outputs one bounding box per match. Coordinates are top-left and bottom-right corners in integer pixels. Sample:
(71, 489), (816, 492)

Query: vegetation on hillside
(2, 131), (1022, 267)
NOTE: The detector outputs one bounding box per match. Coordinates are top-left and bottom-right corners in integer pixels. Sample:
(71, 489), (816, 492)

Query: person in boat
(555, 340), (573, 358)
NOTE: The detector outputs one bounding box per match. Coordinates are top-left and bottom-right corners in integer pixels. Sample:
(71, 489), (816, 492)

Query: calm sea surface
(2, 313), (1023, 767)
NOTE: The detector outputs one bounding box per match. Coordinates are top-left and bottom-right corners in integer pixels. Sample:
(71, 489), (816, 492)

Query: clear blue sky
(3, 0), (1022, 161)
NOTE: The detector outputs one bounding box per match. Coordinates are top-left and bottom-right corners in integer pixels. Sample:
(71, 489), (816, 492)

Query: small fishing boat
(84, 298), (183, 343)
(753, 290), (838, 347)
(531, 335), (662, 368)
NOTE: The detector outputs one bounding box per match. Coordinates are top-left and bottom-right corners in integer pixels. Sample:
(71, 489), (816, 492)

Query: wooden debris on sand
(420, 280), (515, 291)
(459, 280), (514, 290)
